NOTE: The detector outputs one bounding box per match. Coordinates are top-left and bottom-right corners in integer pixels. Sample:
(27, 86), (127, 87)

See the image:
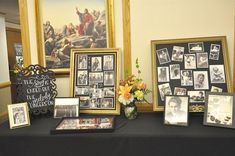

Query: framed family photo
(164, 96), (189, 126)
(8, 103), (30, 129)
(35, 0), (115, 74)
(70, 48), (120, 115)
(51, 116), (115, 134)
(203, 92), (235, 129)
(151, 36), (232, 112)
(54, 97), (80, 118)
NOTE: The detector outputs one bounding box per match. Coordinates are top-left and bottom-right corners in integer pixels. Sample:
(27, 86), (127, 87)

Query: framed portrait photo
(70, 48), (120, 115)
(35, 0), (115, 74)
(54, 97), (80, 118)
(51, 116), (115, 134)
(8, 103), (30, 129)
(203, 92), (235, 129)
(151, 36), (232, 112)
(164, 96), (189, 126)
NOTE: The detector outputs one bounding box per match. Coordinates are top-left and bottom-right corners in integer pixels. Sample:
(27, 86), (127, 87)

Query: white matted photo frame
(35, 0), (115, 74)
(69, 48), (120, 115)
(151, 36), (232, 112)
(8, 103), (30, 129)
(203, 92), (235, 129)
(164, 95), (189, 126)
(54, 97), (80, 118)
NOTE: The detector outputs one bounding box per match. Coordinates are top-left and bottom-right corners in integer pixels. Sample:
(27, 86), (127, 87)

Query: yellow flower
(118, 84), (132, 100)
(134, 90), (144, 101)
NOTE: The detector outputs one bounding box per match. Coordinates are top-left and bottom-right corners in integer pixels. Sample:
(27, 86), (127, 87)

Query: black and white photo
(211, 86), (223, 92)
(101, 98), (114, 108)
(75, 86), (89, 95)
(91, 57), (102, 72)
(89, 84), (104, 98)
(104, 87), (115, 97)
(104, 71), (114, 86)
(164, 96), (188, 126)
(77, 55), (87, 69)
(171, 46), (184, 62)
(89, 72), (103, 83)
(54, 98), (79, 118)
(8, 103), (30, 129)
(197, 53), (208, 68)
(188, 42), (204, 53)
(174, 87), (187, 95)
(77, 71), (88, 85)
(188, 91), (205, 103)
(181, 70), (193, 86)
(209, 44), (220, 60)
(79, 96), (90, 108)
(210, 65), (225, 83)
(158, 83), (172, 101)
(169, 64), (180, 79)
(103, 55), (114, 70)
(156, 48), (171, 64)
(184, 54), (196, 69)
(158, 66), (169, 82)
(193, 71), (209, 90)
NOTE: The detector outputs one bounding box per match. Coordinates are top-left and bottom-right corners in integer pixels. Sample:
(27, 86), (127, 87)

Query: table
(0, 113), (235, 156)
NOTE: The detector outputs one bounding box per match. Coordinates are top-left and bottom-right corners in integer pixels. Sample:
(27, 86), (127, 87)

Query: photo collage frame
(151, 36), (232, 112)
(70, 48), (120, 115)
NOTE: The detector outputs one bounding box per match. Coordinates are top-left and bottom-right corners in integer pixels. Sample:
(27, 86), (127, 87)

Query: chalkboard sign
(15, 64), (57, 115)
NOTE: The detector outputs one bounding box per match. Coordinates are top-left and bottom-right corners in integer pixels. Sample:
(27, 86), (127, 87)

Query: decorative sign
(15, 64), (57, 115)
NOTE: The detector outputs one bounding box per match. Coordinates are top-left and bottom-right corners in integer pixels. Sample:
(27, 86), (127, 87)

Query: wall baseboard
(0, 81), (11, 89)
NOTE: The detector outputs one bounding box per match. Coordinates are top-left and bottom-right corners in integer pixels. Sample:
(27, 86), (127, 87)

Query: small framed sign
(164, 96), (189, 126)
(69, 48), (120, 115)
(8, 103), (30, 129)
(51, 116), (115, 134)
(203, 92), (235, 129)
(54, 97), (80, 118)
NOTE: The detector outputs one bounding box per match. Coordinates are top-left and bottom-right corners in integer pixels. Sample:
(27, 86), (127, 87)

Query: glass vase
(124, 102), (137, 120)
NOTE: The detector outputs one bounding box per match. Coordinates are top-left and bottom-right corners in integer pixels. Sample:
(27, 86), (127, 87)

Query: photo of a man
(164, 96), (188, 126)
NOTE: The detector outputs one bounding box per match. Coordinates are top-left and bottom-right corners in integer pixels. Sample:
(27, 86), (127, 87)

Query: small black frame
(51, 116), (115, 134)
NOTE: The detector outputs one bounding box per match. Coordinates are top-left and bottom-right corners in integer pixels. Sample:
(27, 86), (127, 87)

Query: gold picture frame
(69, 48), (120, 115)
(151, 36), (232, 112)
(35, 0), (115, 75)
(8, 102), (30, 129)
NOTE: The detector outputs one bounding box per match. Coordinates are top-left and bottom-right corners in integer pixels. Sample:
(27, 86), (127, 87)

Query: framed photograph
(54, 97), (80, 118)
(8, 103), (30, 129)
(211, 86), (223, 92)
(164, 96), (189, 126)
(203, 92), (235, 129)
(70, 48), (120, 115)
(35, 0), (115, 74)
(151, 36), (232, 112)
(51, 116), (115, 134)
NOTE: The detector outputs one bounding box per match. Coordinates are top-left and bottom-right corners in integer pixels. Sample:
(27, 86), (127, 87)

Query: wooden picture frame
(164, 95), (189, 127)
(203, 92), (235, 129)
(69, 48), (120, 115)
(51, 116), (115, 134)
(54, 97), (80, 118)
(151, 36), (232, 112)
(35, 0), (115, 74)
(8, 103), (30, 129)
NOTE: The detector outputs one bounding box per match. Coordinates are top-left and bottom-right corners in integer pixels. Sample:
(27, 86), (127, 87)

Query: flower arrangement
(117, 58), (151, 115)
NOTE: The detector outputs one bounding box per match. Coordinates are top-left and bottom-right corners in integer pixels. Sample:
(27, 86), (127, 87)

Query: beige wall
(24, 0), (235, 102)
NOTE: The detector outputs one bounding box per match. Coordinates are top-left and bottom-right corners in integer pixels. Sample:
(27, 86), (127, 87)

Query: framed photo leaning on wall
(35, 0), (115, 74)
(69, 48), (120, 115)
(151, 36), (232, 112)
(8, 102), (30, 129)
(203, 92), (235, 129)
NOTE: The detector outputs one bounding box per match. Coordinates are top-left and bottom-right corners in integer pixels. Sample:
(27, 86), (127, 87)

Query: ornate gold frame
(69, 48), (120, 115)
(151, 36), (232, 112)
(35, 0), (115, 75)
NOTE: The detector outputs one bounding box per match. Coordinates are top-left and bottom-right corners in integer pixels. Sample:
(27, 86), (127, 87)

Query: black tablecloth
(0, 113), (235, 156)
